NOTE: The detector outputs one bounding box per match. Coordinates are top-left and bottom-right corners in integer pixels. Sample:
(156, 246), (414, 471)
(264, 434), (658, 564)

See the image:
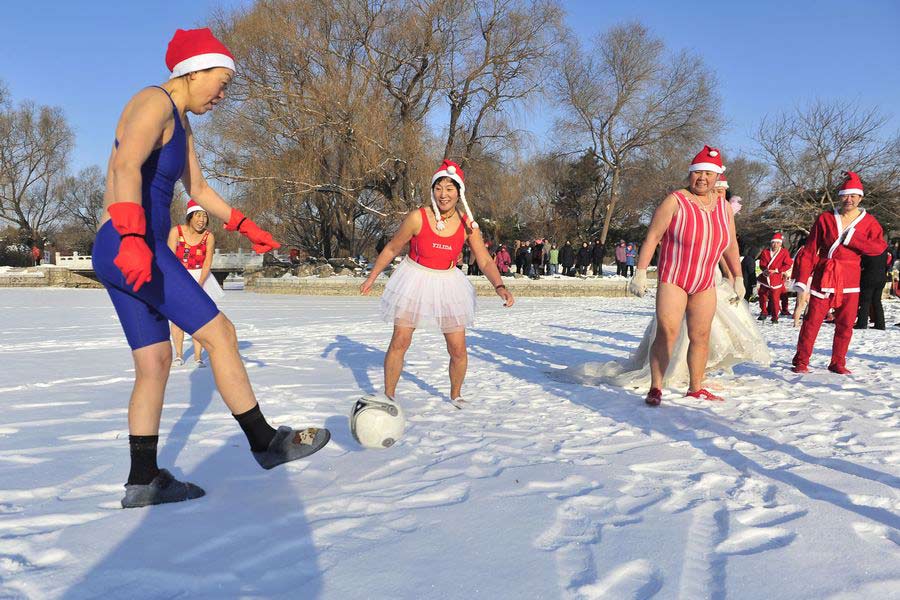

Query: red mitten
(224, 208), (281, 254)
(107, 202), (153, 292)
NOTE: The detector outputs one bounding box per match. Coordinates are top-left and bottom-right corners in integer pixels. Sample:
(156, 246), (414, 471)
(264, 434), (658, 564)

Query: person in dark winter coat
(531, 239), (544, 279)
(560, 240), (576, 276)
(741, 246), (758, 301)
(576, 242), (591, 276)
(591, 240), (605, 277)
(515, 241), (531, 276)
(855, 248), (889, 330)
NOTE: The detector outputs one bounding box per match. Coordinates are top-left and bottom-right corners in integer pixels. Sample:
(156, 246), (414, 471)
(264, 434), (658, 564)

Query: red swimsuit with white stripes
(657, 192), (730, 295)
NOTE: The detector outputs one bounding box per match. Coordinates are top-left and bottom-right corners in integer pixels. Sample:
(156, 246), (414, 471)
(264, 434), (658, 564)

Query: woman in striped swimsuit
(629, 146), (743, 406)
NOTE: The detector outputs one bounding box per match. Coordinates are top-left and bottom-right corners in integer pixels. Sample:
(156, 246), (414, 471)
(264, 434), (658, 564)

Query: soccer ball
(350, 394), (406, 449)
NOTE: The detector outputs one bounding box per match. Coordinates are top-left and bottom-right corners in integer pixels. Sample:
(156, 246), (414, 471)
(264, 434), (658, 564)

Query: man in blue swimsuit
(93, 28), (330, 508)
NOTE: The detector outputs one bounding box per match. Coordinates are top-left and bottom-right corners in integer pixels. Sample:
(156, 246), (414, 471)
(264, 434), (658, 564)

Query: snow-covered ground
(0, 288), (898, 599)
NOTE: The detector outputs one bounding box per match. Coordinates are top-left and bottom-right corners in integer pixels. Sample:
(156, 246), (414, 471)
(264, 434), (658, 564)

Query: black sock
(127, 435), (160, 485)
(233, 404), (277, 452)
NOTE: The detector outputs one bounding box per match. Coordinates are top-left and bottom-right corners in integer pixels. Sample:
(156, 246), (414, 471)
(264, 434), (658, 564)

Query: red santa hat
(714, 174), (729, 189)
(838, 171), (864, 197)
(771, 232), (784, 243)
(689, 145), (725, 174)
(166, 28), (235, 80)
(186, 199), (205, 216)
(430, 159), (478, 231)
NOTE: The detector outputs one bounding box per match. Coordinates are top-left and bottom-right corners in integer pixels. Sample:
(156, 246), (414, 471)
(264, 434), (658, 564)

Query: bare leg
(128, 341), (173, 435)
(793, 291), (810, 328)
(193, 336), (203, 363)
(384, 325), (415, 400)
(649, 282), (689, 390)
(190, 313), (257, 415)
(444, 330), (467, 399)
(685, 286), (717, 392)
(171, 322), (185, 359)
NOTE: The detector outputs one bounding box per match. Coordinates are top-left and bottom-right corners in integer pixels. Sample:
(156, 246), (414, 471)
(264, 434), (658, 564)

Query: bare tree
(552, 21), (722, 244)
(756, 99), (900, 234)
(60, 166), (105, 234)
(203, 0), (562, 257)
(440, 0), (563, 165)
(0, 93), (74, 245)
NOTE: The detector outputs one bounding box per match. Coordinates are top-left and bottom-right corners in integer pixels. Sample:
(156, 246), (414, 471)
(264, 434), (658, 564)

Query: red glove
(107, 202), (153, 292)
(224, 208), (281, 254)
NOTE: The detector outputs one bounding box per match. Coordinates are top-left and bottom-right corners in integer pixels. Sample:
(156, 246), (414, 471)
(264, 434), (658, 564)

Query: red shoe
(791, 365), (809, 373)
(645, 388), (662, 406)
(828, 364), (852, 375)
(685, 388), (724, 401)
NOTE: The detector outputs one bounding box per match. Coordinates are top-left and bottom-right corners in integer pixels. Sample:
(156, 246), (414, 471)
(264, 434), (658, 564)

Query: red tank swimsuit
(657, 192), (730, 295)
(409, 207), (468, 270)
(175, 225), (210, 270)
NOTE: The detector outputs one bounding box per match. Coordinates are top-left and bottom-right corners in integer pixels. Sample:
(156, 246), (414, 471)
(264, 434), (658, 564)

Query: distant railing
(211, 248), (264, 270)
(55, 252), (94, 271)
(54, 248), (269, 272)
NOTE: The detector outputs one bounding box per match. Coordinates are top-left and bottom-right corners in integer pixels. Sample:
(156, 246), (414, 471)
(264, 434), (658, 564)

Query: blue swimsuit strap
(114, 86), (180, 148)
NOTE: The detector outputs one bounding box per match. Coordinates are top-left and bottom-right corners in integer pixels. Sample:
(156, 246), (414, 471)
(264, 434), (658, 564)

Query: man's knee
(134, 343), (173, 380)
(193, 315), (237, 351)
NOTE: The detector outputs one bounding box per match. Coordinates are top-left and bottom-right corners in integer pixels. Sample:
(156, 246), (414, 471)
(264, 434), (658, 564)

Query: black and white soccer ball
(350, 394), (406, 449)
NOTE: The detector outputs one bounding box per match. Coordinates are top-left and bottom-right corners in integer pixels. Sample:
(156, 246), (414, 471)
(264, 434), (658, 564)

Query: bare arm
(181, 119), (233, 222)
(109, 90), (172, 210)
(469, 227), (514, 307)
(636, 194), (678, 270)
(167, 227), (179, 254)
(722, 203), (742, 279)
(360, 211), (421, 294)
(200, 232), (215, 285)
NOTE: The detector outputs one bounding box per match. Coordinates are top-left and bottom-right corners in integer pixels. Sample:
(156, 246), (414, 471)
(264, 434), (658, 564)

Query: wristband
(495, 284), (507, 290)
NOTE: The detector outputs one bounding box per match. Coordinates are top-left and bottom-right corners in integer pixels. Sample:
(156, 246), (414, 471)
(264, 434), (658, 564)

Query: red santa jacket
(794, 209), (887, 303)
(756, 247), (792, 289)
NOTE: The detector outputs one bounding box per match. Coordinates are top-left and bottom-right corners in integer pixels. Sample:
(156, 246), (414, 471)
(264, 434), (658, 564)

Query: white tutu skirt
(561, 275), (771, 389)
(188, 269), (226, 302)
(380, 258), (476, 333)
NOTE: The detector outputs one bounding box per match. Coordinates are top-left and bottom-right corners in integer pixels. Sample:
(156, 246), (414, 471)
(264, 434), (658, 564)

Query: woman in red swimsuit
(167, 200), (223, 367)
(629, 146), (743, 406)
(361, 160), (514, 408)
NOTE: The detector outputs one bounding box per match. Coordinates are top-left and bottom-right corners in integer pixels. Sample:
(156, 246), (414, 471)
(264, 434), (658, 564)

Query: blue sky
(1, 0), (897, 171)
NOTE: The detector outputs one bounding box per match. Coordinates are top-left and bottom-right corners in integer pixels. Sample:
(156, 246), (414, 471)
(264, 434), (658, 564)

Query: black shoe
(121, 469), (205, 509)
(757, 314), (767, 321)
(253, 426), (330, 470)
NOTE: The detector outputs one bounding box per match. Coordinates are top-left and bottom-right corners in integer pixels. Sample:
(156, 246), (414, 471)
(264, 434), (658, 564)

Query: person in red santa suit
(791, 171), (888, 374)
(756, 233), (792, 323)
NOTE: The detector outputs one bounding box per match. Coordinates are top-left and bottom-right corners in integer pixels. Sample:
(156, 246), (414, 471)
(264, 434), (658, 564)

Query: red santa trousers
(792, 292), (859, 370)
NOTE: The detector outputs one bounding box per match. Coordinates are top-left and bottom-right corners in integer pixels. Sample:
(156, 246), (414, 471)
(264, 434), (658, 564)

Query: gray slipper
(121, 469), (205, 509)
(253, 426), (331, 470)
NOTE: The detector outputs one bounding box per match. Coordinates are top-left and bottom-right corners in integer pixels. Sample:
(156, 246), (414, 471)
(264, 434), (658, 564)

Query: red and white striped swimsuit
(658, 191), (730, 295)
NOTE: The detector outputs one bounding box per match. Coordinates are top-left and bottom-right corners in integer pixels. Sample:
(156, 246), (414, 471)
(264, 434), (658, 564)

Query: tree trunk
(599, 168), (620, 245)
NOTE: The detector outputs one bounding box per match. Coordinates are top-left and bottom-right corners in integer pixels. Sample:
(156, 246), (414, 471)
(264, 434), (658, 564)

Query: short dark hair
(432, 177), (460, 193)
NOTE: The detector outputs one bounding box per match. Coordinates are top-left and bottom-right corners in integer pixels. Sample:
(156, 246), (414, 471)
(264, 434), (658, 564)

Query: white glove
(628, 268), (648, 297)
(732, 276), (745, 301)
